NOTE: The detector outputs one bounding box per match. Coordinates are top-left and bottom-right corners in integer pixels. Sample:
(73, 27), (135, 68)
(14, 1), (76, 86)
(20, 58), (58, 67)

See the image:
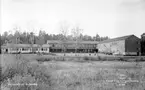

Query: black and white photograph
(1, 0), (145, 90)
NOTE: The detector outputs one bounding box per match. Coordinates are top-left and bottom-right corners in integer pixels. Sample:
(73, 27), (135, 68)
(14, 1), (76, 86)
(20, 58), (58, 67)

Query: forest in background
(0, 29), (109, 46)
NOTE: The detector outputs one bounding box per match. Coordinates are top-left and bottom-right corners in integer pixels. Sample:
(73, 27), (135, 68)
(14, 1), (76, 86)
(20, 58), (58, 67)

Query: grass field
(1, 54), (145, 90)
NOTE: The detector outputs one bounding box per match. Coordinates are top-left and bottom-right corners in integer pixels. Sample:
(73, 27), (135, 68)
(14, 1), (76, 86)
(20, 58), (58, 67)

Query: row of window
(5, 48), (49, 51)
(50, 44), (97, 48)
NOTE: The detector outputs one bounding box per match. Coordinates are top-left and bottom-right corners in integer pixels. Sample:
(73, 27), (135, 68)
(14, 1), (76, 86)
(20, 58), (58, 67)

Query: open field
(1, 54), (145, 90)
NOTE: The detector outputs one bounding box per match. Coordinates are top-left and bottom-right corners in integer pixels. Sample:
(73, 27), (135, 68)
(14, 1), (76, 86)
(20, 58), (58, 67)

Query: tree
(20, 32), (29, 44)
(1, 31), (8, 45)
(58, 21), (70, 54)
(14, 30), (22, 44)
(29, 32), (35, 53)
(95, 34), (100, 41)
(36, 30), (46, 55)
(37, 30), (45, 44)
(11, 27), (22, 57)
(71, 25), (83, 54)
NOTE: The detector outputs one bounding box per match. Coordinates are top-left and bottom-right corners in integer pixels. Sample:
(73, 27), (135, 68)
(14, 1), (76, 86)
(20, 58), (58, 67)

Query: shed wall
(98, 40), (125, 55)
(125, 36), (140, 55)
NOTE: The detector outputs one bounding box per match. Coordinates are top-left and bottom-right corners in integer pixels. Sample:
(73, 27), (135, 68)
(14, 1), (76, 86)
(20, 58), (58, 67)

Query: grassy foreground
(1, 54), (145, 90)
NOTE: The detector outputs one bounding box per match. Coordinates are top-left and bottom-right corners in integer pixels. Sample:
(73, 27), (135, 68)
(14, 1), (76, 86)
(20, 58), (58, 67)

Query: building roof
(42, 44), (50, 47)
(98, 34), (137, 44)
(1, 44), (41, 48)
(50, 45), (96, 49)
(2, 44), (30, 48)
(141, 33), (145, 37)
(47, 40), (98, 44)
(32, 44), (40, 47)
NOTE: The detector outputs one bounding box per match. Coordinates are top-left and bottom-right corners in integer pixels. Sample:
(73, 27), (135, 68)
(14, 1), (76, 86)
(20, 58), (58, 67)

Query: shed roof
(47, 40), (98, 44)
(98, 34), (136, 44)
(141, 33), (145, 37)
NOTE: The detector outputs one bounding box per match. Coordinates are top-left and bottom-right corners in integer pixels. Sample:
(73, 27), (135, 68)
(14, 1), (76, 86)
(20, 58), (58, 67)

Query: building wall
(125, 36), (141, 55)
(98, 35), (141, 55)
(98, 40), (125, 55)
(21, 48), (32, 53)
(47, 41), (98, 53)
(141, 33), (145, 55)
(1, 44), (50, 54)
(141, 41), (145, 55)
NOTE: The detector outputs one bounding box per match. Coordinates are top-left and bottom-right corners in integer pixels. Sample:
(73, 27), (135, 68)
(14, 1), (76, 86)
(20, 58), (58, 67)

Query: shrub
(28, 64), (51, 84)
(1, 55), (52, 90)
(8, 74), (51, 90)
(83, 56), (90, 61)
(118, 57), (127, 61)
(137, 57), (145, 61)
(97, 55), (102, 60)
(1, 57), (30, 82)
(36, 57), (52, 62)
(8, 74), (37, 90)
(83, 56), (103, 61)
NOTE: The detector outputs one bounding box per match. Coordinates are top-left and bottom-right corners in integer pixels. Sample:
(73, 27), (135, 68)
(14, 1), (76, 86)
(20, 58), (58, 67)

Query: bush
(137, 57), (145, 61)
(118, 57), (127, 61)
(83, 56), (90, 61)
(97, 55), (102, 60)
(8, 74), (37, 90)
(36, 57), (52, 62)
(83, 56), (103, 61)
(1, 55), (52, 90)
(7, 74), (51, 90)
(1, 58), (30, 82)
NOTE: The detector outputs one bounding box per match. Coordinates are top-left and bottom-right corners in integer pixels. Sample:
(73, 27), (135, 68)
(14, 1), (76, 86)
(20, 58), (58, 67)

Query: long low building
(1, 44), (49, 54)
(97, 34), (141, 55)
(47, 40), (98, 53)
(1, 34), (144, 55)
(1, 40), (99, 54)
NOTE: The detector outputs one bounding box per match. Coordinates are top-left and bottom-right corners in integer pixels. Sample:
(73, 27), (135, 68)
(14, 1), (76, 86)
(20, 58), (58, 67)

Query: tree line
(0, 30), (109, 46)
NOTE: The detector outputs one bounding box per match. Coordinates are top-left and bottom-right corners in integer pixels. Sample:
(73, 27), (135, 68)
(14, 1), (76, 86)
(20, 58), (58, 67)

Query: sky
(1, 0), (145, 38)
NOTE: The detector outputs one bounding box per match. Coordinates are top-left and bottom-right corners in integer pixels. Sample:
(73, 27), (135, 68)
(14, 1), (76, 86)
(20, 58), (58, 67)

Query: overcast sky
(1, 0), (145, 38)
